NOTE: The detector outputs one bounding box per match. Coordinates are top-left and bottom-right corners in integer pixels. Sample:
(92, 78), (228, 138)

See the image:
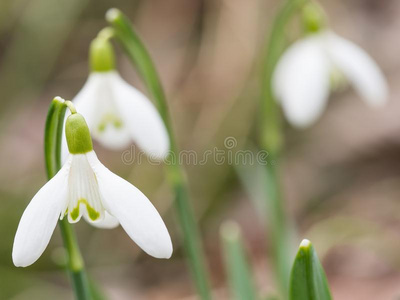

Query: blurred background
(1, 0), (400, 299)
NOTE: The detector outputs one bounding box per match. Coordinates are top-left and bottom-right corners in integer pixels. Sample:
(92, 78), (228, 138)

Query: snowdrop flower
(272, 5), (388, 128)
(13, 110), (172, 267)
(62, 34), (169, 160)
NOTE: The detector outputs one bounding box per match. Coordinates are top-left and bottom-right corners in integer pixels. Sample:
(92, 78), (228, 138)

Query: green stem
(106, 9), (212, 300)
(259, 0), (306, 297)
(44, 98), (92, 300)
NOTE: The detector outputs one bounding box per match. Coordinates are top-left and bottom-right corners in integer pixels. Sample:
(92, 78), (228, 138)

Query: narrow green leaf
(221, 221), (257, 300)
(289, 239), (332, 300)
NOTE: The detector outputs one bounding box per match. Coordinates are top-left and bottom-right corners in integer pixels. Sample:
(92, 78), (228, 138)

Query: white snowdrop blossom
(13, 113), (172, 267)
(62, 37), (169, 160)
(272, 30), (388, 128)
(67, 72), (169, 157)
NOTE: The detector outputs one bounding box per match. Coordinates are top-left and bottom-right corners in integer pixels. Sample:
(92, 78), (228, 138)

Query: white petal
(86, 151), (172, 258)
(88, 211), (119, 229)
(12, 157), (72, 267)
(71, 75), (101, 133)
(325, 32), (388, 106)
(109, 72), (170, 159)
(273, 35), (331, 127)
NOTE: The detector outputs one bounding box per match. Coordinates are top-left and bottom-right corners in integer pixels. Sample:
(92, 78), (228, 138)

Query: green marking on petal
(70, 205), (80, 221)
(87, 204), (100, 221)
(98, 123), (106, 133)
(69, 198), (101, 221)
(114, 118), (123, 129)
(97, 113), (124, 132)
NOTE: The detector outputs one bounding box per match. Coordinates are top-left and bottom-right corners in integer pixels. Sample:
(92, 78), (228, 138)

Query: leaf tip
(220, 221), (240, 241)
(299, 238), (311, 249)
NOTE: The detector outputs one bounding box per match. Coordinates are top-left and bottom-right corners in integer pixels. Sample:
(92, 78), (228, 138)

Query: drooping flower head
(272, 3), (388, 128)
(13, 106), (172, 267)
(62, 31), (169, 160)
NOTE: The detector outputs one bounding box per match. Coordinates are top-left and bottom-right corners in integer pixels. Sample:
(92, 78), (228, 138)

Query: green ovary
(70, 198), (100, 221)
(98, 113), (123, 132)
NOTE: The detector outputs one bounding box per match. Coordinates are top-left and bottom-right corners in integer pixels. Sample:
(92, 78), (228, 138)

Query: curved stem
(44, 97), (92, 300)
(106, 10), (212, 300)
(259, 0), (306, 297)
(64, 100), (77, 114)
(97, 27), (115, 41)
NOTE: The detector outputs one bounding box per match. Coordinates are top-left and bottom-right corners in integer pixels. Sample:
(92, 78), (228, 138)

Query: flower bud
(65, 113), (93, 154)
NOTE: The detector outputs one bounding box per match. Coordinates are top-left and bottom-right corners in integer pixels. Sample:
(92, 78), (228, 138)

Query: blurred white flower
(62, 71), (170, 160)
(273, 31), (388, 127)
(13, 113), (172, 267)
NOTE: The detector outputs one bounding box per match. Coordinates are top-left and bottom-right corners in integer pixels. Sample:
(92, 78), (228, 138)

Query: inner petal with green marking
(64, 153), (104, 223)
(70, 198), (101, 221)
(97, 113), (124, 132)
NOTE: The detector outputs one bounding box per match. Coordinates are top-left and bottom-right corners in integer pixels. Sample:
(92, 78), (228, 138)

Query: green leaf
(289, 239), (332, 300)
(221, 221), (257, 300)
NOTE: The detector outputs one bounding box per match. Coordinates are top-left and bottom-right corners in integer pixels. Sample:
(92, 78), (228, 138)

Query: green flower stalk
(260, 1), (388, 294)
(106, 8), (212, 300)
(259, 0), (306, 297)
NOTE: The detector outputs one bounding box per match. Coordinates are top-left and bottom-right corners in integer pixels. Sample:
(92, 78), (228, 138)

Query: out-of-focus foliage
(1, 0), (400, 299)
